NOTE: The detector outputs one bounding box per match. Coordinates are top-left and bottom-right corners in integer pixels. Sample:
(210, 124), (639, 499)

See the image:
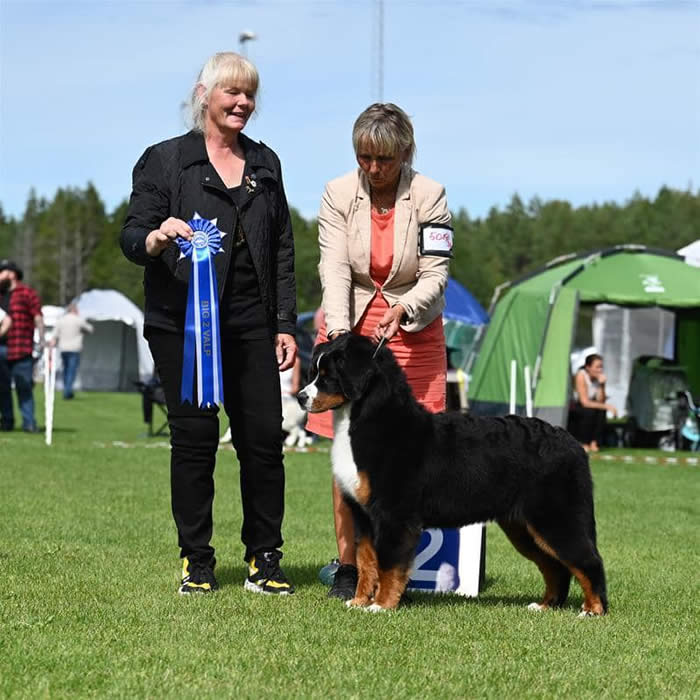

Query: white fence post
(524, 365), (533, 418)
(509, 359), (517, 414)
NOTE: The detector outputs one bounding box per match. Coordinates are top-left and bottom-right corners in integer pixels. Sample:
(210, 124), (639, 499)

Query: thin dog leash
(372, 335), (388, 359)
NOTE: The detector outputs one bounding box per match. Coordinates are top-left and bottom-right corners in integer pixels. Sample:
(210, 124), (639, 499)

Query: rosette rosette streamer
(175, 217), (224, 407)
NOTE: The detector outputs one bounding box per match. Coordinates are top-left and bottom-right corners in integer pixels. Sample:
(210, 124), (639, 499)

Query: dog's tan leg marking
(355, 472), (372, 506)
(347, 537), (378, 608)
(570, 566), (605, 616)
(522, 557), (568, 610)
(525, 523), (604, 616)
(524, 525), (567, 609)
(499, 521), (567, 610)
(372, 566), (410, 611)
(525, 524), (559, 559)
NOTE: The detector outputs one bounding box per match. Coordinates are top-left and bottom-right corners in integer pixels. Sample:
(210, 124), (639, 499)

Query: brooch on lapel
(245, 174), (257, 194)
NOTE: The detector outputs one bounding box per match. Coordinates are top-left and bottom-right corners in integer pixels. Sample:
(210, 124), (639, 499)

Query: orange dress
(306, 208), (446, 439)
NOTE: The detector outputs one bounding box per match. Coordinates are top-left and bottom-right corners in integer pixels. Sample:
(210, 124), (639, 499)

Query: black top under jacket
(221, 185), (269, 335)
(120, 130), (297, 336)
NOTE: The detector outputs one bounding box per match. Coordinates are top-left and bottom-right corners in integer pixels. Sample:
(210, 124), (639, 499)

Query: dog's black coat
(303, 333), (608, 613)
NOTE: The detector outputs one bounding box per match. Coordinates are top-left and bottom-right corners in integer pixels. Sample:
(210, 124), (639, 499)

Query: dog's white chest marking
(331, 404), (360, 498)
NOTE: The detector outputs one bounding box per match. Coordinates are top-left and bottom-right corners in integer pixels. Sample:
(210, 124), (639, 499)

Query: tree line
(1, 185), (698, 313)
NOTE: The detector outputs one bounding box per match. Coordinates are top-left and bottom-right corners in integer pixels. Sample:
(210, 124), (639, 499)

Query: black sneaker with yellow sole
(178, 556), (219, 594)
(244, 550), (295, 595)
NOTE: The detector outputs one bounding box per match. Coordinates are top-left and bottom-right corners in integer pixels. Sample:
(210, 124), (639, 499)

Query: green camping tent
(467, 246), (700, 426)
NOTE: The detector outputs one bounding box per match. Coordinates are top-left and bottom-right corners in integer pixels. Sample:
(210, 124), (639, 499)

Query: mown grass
(1, 391), (698, 698)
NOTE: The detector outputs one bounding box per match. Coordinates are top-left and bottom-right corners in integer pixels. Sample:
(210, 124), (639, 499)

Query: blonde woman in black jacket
(121, 52), (297, 596)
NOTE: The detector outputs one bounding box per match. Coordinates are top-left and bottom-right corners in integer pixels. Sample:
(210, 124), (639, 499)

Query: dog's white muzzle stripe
(298, 353), (323, 410)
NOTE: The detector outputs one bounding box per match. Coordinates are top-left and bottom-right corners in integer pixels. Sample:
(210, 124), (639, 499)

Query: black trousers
(568, 403), (607, 445)
(146, 327), (285, 563)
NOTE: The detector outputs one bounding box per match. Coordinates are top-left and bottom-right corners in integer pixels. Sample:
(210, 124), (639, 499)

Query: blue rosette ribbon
(175, 217), (224, 407)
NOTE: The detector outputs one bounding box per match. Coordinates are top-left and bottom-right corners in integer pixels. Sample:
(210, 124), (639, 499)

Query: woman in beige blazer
(308, 103), (454, 601)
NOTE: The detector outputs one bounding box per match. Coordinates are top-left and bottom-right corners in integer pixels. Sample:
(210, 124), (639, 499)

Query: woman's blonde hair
(189, 52), (259, 132)
(352, 103), (416, 166)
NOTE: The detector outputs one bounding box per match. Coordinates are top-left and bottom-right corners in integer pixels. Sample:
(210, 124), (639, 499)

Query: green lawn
(1, 392), (698, 699)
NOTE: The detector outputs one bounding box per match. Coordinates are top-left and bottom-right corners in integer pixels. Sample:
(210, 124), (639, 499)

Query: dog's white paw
(578, 609), (598, 618)
(346, 599), (367, 609)
(527, 602), (547, 612)
(364, 603), (388, 613)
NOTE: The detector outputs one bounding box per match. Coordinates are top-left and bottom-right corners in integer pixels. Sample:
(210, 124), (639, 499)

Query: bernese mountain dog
(298, 333), (608, 615)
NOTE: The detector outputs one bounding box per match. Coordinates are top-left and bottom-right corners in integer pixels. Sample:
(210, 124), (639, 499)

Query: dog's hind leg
(525, 520), (608, 616)
(498, 519), (572, 610)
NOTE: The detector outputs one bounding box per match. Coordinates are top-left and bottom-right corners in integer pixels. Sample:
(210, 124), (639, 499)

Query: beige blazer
(318, 167), (451, 336)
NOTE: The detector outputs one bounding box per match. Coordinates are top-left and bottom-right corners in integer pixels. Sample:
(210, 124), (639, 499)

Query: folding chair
(133, 378), (169, 437)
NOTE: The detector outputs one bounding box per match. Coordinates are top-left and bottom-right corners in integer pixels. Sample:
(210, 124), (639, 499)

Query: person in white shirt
(51, 304), (93, 399)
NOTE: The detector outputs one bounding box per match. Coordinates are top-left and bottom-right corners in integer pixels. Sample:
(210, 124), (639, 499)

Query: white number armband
(419, 223), (454, 258)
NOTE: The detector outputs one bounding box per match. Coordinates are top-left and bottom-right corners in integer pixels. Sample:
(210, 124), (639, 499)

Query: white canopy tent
(47, 289), (154, 391)
(678, 239), (700, 267)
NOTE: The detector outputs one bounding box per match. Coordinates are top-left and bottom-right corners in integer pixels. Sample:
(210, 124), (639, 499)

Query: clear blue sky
(1, 0), (698, 222)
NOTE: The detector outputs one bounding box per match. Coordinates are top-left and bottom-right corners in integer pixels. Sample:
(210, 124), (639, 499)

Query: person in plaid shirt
(0, 259), (44, 432)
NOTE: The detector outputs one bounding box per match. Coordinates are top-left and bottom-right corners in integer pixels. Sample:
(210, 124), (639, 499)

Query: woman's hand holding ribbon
(276, 333), (297, 371)
(146, 217), (193, 256)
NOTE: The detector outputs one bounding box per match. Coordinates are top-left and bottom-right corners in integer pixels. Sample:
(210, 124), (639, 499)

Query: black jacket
(120, 130), (296, 335)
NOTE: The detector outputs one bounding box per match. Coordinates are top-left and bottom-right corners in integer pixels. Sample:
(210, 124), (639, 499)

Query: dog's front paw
(527, 602), (548, 612)
(364, 603), (389, 613)
(346, 597), (370, 608)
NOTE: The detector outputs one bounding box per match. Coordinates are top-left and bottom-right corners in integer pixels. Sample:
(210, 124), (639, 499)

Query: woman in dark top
(121, 51), (297, 595)
(569, 353), (617, 452)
